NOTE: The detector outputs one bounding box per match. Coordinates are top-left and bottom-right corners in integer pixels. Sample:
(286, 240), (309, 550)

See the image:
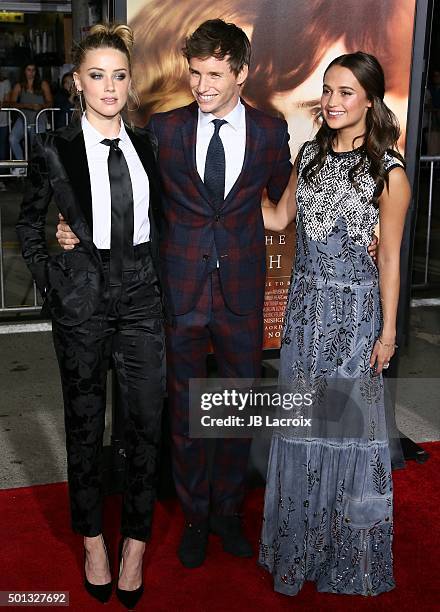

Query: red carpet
(1, 442), (439, 611)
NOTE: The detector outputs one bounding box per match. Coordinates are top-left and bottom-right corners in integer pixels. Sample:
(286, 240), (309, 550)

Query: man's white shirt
(196, 99), (246, 198)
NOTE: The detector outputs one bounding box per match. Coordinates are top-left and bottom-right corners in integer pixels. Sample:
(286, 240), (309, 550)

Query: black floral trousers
(52, 246), (165, 541)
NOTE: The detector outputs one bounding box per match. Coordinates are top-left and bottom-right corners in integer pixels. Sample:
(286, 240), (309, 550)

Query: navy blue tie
(204, 119), (227, 208)
(101, 138), (134, 289)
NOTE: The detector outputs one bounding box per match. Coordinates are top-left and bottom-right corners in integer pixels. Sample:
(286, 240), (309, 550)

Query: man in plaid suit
(57, 19), (292, 568)
(148, 19), (292, 568)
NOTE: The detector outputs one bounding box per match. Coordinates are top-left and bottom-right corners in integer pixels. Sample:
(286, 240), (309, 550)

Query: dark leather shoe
(177, 521), (209, 568)
(209, 515), (253, 557)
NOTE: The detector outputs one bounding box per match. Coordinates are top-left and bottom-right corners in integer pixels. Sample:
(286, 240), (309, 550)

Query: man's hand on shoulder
(56, 214), (79, 250)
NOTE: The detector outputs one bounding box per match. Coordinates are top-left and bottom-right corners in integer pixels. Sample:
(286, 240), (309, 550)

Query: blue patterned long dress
(259, 142), (404, 596)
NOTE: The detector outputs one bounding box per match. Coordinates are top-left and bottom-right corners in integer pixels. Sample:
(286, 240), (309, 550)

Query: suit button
(202, 254), (210, 261)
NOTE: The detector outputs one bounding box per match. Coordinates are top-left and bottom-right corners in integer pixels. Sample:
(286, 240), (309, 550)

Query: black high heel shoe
(84, 535), (112, 604)
(116, 538), (145, 610)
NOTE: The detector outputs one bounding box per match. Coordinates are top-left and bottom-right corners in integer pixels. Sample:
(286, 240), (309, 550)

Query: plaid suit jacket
(148, 100), (292, 316)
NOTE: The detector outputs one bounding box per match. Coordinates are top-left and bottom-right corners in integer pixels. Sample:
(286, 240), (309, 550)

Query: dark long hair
(303, 52), (404, 202)
(19, 63), (42, 94)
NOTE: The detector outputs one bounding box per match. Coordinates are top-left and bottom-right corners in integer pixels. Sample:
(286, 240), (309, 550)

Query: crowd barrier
(413, 155), (440, 289)
(0, 107), (71, 178)
(0, 108), (70, 313)
(0, 108), (29, 178)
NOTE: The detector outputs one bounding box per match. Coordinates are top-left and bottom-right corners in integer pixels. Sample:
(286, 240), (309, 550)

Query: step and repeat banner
(124, 0), (417, 348)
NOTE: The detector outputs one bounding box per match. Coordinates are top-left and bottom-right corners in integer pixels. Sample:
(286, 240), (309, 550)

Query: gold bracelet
(378, 337), (398, 349)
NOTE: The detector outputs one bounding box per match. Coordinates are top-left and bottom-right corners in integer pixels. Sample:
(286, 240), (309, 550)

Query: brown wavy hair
(302, 52), (404, 203)
(182, 18), (251, 76)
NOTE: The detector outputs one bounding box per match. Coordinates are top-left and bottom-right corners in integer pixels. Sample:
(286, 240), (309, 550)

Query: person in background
(53, 71), (75, 129)
(0, 68), (11, 190)
(9, 62), (53, 175)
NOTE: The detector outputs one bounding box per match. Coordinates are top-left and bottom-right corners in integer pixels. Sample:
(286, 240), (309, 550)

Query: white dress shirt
(82, 115), (150, 249)
(196, 99), (246, 198)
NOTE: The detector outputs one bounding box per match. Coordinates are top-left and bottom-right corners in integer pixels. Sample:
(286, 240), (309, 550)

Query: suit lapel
(54, 122), (94, 235)
(180, 102), (213, 206)
(220, 100), (263, 211)
(126, 126), (160, 202)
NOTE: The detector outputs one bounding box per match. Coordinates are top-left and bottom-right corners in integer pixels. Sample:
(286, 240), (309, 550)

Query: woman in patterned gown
(259, 52), (411, 596)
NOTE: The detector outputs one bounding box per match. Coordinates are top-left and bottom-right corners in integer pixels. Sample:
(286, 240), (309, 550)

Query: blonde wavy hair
(129, 0), (261, 124)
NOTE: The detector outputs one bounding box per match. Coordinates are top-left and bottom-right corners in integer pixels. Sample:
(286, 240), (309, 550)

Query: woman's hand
(369, 336), (397, 375)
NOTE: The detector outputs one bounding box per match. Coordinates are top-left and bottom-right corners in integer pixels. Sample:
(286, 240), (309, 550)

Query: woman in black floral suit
(17, 24), (164, 609)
